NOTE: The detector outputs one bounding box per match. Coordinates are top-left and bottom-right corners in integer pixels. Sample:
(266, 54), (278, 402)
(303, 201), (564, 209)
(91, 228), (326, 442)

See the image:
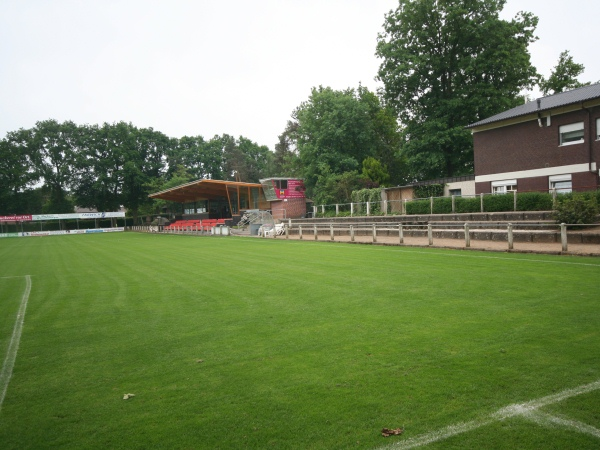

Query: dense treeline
(0, 120), (273, 219)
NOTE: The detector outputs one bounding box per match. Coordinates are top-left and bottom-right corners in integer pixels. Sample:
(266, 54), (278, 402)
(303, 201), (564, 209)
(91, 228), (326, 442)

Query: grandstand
(148, 178), (308, 225)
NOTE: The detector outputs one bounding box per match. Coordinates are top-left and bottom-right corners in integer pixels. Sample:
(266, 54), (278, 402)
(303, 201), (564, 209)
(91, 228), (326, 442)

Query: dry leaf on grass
(381, 427), (403, 437)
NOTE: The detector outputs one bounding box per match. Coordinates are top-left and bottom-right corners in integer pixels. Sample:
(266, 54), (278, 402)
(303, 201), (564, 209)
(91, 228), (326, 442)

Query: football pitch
(0, 233), (599, 449)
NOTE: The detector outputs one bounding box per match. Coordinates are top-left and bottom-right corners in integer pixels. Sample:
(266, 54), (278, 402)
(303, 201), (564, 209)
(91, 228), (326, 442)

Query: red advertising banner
(0, 215), (32, 221)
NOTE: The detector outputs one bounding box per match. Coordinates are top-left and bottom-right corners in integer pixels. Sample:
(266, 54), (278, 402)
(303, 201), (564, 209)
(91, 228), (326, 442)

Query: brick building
(259, 178), (307, 220)
(467, 83), (600, 195)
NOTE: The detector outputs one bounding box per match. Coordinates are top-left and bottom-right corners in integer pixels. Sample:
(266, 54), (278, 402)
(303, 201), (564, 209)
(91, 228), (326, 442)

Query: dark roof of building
(467, 82), (600, 129)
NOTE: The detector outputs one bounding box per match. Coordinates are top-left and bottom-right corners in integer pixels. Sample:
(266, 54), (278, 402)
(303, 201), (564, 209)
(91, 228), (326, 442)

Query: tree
(539, 50), (590, 96)
(221, 134), (273, 183)
(0, 129), (39, 213)
(293, 85), (402, 197)
(30, 120), (81, 213)
(312, 170), (365, 206)
(273, 121), (301, 177)
(73, 122), (128, 212)
(376, 0), (539, 180)
(362, 156), (390, 186)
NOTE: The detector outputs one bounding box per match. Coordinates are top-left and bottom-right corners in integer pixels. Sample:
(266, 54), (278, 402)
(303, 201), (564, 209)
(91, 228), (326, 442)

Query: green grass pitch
(0, 233), (599, 449)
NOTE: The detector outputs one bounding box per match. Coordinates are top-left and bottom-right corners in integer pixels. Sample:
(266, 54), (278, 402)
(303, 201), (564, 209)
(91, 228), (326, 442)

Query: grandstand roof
(149, 179), (262, 203)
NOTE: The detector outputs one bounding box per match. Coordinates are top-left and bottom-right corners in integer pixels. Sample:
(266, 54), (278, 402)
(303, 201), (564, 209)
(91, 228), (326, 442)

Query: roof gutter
(582, 102), (594, 173)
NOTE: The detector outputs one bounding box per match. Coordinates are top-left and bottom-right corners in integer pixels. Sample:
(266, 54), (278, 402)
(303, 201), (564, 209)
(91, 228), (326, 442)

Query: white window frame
(596, 118), (600, 141)
(549, 174), (572, 194)
(559, 122), (584, 146)
(491, 179), (517, 194)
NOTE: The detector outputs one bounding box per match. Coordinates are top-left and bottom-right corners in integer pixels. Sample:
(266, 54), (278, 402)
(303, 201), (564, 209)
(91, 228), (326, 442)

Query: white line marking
(0, 275), (31, 412)
(378, 379), (600, 449)
(521, 410), (600, 439)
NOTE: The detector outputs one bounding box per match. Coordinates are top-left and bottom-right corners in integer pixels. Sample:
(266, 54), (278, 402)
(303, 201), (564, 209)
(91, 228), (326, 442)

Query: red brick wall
(271, 198), (306, 220)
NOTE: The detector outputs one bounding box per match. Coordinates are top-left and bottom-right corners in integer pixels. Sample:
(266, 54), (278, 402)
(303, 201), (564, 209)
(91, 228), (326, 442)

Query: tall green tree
(273, 121), (301, 177)
(0, 129), (38, 214)
(376, 0), (539, 180)
(293, 85), (402, 197)
(539, 50), (590, 96)
(221, 134), (273, 183)
(30, 120), (82, 213)
(73, 122), (128, 212)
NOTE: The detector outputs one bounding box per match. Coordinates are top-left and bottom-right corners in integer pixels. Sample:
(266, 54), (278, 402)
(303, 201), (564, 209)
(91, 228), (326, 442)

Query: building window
(596, 118), (600, 140)
(491, 180), (517, 194)
(274, 179), (288, 190)
(559, 122), (584, 146)
(549, 174), (572, 193)
(449, 189), (462, 197)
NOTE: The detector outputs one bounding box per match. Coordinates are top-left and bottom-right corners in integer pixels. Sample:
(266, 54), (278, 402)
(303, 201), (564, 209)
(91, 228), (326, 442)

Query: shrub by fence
(313, 189), (600, 218)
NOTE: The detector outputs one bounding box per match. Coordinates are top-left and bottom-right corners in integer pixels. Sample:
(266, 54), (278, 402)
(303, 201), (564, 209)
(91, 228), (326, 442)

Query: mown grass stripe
(0, 275), (31, 412)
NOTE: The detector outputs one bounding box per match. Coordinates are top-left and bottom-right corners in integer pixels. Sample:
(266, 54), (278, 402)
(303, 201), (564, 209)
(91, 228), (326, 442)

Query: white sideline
(379, 379), (600, 449)
(0, 275), (31, 412)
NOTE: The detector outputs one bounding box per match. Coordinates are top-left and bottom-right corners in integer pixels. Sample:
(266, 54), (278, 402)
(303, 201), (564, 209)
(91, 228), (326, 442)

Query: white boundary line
(379, 379), (600, 449)
(0, 275), (31, 412)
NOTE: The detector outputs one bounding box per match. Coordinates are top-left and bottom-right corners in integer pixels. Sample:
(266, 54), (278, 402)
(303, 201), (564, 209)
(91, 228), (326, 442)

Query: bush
(517, 192), (553, 211)
(553, 194), (599, 225)
(483, 193), (514, 212)
(406, 199), (431, 215)
(454, 197), (480, 213)
(432, 197), (452, 214)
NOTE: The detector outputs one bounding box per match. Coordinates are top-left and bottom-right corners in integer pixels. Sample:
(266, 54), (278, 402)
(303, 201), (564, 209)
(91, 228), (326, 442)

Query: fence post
(480, 193), (484, 213)
(372, 224), (377, 243)
(367, 202), (371, 216)
(321, 205), (325, 215)
(351, 202), (354, 217)
(350, 225), (355, 242)
(513, 190), (517, 211)
(430, 197), (433, 215)
(330, 224), (334, 241)
(464, 223), (470, 248)
(561, 223), (568, 252)
(452, 195), (456, 213)
(384, 200), (388, 216)
(507, 223), (513, 250)
(399, 223), (404, 244)
(299, 225), (303, 240)
(428, 223), (433, 246)
(314, 224), (318, 240)
(403, 199), (407, 215)
(336, 204), (339, 216)
(552, 189), (558, 208)
(285, 225), (289, 239)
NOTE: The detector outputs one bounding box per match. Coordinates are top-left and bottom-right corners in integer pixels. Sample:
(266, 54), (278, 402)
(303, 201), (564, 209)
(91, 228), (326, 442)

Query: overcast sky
(0, 0), (597, 150)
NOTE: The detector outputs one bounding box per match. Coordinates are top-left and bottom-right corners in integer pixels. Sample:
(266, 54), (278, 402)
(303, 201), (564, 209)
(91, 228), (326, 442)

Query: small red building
(260, 178), (307, 220)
